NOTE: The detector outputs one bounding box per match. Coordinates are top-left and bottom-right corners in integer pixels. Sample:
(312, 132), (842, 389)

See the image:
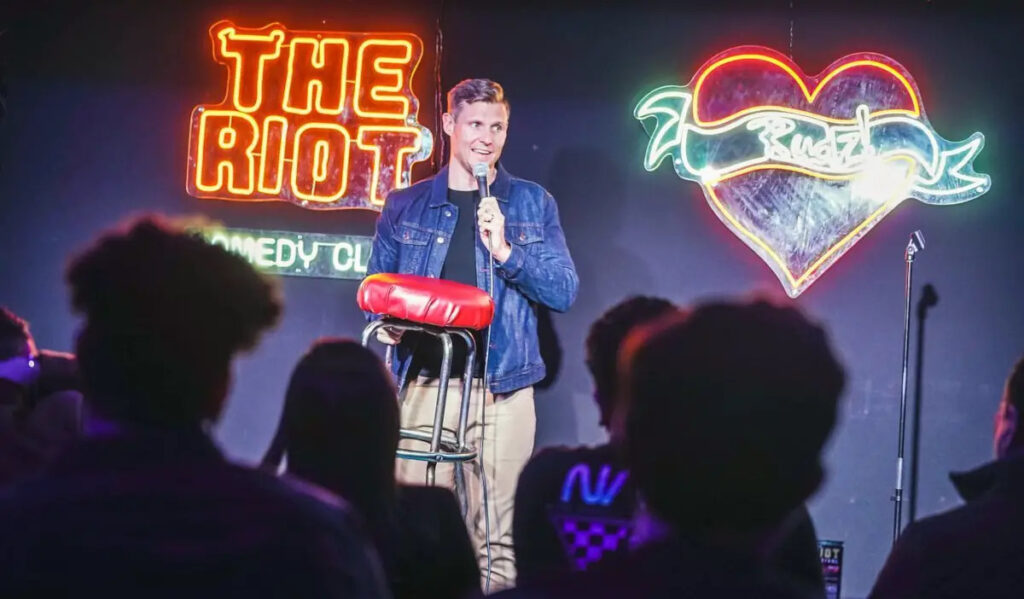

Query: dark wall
(2, 2), (1021, 596)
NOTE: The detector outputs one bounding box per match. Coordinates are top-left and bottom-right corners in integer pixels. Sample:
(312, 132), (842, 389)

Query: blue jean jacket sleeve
(364, 200), (399, 321)
(495, 192), (579, 313)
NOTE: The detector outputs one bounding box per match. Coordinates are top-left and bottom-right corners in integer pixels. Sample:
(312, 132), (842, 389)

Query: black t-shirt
(440, 189), (478, 286)
(513, 443), (635, 586)
(513, 443), (825, 593)
(409, 188), (486, 379)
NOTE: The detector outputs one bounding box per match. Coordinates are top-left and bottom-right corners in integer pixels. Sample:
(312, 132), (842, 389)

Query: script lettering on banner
(186, 21), (433, 210)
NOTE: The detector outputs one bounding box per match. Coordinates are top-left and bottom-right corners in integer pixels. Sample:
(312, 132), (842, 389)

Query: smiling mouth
(472, 148), (493, 157)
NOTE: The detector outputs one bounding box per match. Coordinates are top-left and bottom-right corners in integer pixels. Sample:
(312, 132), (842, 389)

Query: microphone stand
(474, 164), (496, 592)
(892, 230), (925, 544)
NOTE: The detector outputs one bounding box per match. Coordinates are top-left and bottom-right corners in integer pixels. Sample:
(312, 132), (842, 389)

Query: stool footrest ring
(400, 428), (473, 451)
(397, 448), (478, 463)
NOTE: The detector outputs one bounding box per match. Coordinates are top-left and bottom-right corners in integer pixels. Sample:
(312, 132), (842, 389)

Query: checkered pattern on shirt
(549, 513), (631, 572)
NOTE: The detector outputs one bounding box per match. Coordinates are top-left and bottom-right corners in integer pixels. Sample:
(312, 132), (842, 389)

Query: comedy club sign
(199, 227), (370, 280)
(186, 21), (433, 210)
(636, 46), (989, 297)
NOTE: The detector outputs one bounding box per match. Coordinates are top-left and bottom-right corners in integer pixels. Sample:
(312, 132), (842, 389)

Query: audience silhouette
(0, 307), (82, 485)
(0, 217), (387, 598)
(513, 296), (677, 583)
(262, 338), (480, 599)
(499, 299), (844, 598)
(513, 296), (826, 594)
(4, 213), (1020, 598)
(870, 355), (1024, 598)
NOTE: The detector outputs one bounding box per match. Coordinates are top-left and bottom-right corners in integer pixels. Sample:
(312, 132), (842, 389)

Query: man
(0, 217), (387, 597)
(498, 299), (844, 599)
(513, 295), (678, 584)
(367, 78), (578, 588)
(870, 356), (1024, 599)
(0, 307), (81, 486)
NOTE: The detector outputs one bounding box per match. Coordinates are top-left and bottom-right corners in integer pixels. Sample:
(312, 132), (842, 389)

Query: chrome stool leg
(451, 329), (478, 517)
(427, 332), (454, 487)
(362, 319), (479, 517)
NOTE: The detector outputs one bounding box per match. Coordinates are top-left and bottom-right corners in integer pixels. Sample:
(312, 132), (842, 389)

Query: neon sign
(636, 46), (990, 297)
(560, 463), (629, 507)
(186, 21), (433, 210)
(198, 226), (371, 279)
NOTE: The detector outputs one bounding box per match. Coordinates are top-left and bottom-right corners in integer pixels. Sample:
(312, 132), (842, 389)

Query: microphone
(910, 230), (925, 252)
(473, 162), (490, 198)
(906, 230), (925, 260)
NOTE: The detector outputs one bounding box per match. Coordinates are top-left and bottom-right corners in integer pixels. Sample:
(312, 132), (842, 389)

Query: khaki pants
(397, 376), (536, 592)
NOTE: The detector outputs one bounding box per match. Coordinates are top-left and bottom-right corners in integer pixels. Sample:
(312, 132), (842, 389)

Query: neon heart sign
(636, 46), (989, 297)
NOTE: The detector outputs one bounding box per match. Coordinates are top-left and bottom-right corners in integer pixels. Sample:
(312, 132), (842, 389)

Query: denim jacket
(367, 164), (578, 394)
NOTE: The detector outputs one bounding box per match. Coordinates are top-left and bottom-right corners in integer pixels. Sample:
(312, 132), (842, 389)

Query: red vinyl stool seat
(357, 273), (494, 330)
(358, 273), (494, 515)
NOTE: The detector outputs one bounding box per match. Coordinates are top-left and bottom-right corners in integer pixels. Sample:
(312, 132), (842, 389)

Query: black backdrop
(2, 2), (1022, 596)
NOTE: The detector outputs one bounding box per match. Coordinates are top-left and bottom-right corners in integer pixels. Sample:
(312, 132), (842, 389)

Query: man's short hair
(621, 299), (845, 533)
(585, 296), (677, 427)
(447, 78), (510, 119)
(66, 216), (281, 427)
(0, 307), (33, 361)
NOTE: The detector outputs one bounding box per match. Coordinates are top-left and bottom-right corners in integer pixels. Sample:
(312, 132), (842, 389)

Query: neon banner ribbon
(636, 46), (990, 297)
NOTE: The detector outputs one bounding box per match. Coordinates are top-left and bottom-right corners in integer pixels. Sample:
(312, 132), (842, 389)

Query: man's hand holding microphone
(473, 162), (510, 263)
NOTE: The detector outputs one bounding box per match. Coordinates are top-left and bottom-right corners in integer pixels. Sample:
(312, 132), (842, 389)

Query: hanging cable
(433, 0), (446, 172)
(789, 0), (795, 60)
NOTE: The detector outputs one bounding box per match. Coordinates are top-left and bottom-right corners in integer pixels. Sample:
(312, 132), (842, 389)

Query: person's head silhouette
(621, 299), (844, 537)
(67, 216), (281, 429)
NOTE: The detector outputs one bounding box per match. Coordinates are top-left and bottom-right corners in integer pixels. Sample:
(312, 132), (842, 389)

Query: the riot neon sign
(186, 21), (433, 210)
(636, 46), (989, 297)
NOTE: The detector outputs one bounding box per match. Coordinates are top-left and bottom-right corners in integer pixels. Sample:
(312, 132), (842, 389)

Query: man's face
(443, 101), (509, 176)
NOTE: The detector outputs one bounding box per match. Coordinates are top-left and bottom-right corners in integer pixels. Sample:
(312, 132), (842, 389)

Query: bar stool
(357, 273), (494, 515)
